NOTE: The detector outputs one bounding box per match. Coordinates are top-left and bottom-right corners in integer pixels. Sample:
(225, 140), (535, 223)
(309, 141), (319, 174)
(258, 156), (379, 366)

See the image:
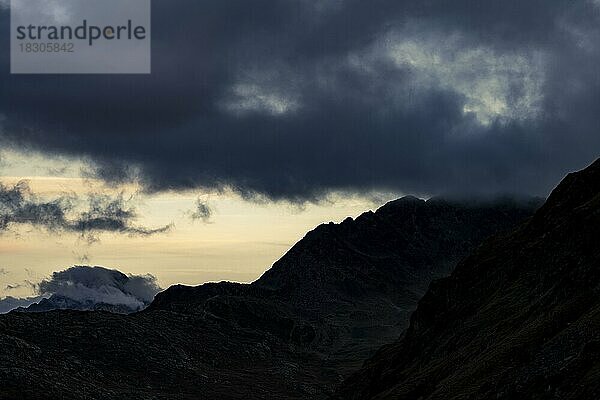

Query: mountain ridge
(0, 195), (540, 399)
(334, 159), (600, 399)
(152, 195), (540, 373)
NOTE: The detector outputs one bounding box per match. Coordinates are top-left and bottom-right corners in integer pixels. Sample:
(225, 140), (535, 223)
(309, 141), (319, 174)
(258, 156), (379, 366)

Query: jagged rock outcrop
(0, 196), (538, 399)
(335, 159), (600, 400)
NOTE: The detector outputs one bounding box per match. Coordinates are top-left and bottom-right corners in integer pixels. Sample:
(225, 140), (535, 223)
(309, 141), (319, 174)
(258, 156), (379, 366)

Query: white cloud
(224, 83), (300, 116)
(0, 266), (161, 313)
(386, 34), (546, 125)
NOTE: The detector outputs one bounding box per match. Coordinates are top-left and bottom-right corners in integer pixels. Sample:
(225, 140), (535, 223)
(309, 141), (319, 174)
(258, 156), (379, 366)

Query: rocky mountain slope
(149, 196), (538, 376)
(254, 196), (540, 372)
(17, 295), (139, 314)
(335, 160), (600, 399)
(0, 197), (538, 399)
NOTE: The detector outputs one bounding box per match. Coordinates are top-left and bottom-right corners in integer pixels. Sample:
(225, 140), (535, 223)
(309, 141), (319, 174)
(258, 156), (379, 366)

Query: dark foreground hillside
(0, 197), (537, 399)
(335, 160), (600, 400)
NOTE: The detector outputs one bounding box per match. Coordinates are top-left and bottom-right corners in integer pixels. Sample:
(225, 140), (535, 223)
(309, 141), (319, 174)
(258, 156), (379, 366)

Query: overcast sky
(1, 0), (599, 295)
(2, 0), (599, 200)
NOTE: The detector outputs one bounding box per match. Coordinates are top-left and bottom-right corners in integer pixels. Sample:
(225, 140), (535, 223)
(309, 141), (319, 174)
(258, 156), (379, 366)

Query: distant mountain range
(0, 189), (555, 398)
(16, 295), (142, 314)
(0, 266), (160, 316)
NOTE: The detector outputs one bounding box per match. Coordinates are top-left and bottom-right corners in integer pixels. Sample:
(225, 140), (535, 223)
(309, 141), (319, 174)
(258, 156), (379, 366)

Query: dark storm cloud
(1, 0), (600, 201)
(0, 181), (70, 231)
(0, 181), (171, 237)
(190, 198), (212, 223)
(72, 194), (173, 238)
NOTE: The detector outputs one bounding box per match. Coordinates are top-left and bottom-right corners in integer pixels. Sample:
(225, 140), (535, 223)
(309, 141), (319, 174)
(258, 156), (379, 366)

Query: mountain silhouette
(335, 158), (600, 400)
(0, 197), (537, 399)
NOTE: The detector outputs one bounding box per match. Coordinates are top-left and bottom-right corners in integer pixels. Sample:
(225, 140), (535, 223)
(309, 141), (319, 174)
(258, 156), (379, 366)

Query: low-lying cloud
(0, 181), (172, 239)
(0, 296), (44, 314)
(0, 265), (162, 313)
